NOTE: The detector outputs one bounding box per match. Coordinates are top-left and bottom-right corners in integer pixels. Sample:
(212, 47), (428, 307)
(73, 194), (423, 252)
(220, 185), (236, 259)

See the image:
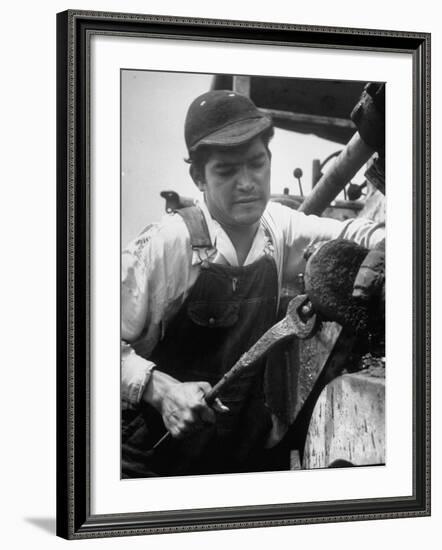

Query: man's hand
(161, 382), (228, 439)
(143, 370), (229, 439)
(352, 239), (385, 302)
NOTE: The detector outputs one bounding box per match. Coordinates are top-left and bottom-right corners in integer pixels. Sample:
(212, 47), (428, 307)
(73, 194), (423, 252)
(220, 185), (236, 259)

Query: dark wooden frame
(56, 9), (431, 539)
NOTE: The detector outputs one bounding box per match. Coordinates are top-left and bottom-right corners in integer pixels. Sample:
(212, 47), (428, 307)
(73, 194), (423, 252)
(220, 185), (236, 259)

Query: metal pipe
(299, 132), (374, 216)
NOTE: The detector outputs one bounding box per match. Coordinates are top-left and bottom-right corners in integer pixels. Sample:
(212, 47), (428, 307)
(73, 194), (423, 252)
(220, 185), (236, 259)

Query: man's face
(197, 136), (271, 230)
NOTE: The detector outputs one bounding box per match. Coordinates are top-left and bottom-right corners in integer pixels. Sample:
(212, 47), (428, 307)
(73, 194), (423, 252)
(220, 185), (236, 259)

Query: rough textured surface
(264, 192), (386, 460)
(295, 322), (342, 421)
(304, 239), (384, 344)
(265, 321), (341, 425)
(303, 365), (385, 468)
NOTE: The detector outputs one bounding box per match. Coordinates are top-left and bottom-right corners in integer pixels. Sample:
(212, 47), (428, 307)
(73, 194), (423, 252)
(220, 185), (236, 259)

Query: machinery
(160, 77), (386, 469)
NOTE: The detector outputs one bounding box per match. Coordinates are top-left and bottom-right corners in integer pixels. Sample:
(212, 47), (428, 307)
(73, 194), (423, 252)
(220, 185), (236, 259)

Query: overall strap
(176, 206), (212, 249)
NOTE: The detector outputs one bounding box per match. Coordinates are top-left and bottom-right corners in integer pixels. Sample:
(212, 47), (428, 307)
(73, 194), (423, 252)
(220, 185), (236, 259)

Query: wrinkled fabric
(121, 200), (385, 409)
(122, 250), (278, 477)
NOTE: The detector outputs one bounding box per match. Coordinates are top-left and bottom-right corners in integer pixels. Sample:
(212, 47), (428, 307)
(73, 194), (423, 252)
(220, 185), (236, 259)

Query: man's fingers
(212, 398), (230, 414)
(169, 425), (182, 439)
(191, 393), (216, 424)
(193, 385), (230, 416)
(169, 407), (211, 438)
(169, 419), (199, 439)
(163, 382), (228, 439)
(352, 248), (385, 301)
(196, 381), (212, 395)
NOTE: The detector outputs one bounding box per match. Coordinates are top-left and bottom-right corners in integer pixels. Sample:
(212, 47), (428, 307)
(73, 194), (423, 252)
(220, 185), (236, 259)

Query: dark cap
(185, 90), (273, 153)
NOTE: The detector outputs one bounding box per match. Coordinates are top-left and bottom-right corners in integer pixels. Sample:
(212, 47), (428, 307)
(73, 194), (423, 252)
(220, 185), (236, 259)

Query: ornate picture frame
(56, 10), (430, 539)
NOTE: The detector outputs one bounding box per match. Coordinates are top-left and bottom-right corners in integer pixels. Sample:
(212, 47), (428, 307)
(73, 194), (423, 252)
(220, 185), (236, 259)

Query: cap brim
(189, 116), (272, 151)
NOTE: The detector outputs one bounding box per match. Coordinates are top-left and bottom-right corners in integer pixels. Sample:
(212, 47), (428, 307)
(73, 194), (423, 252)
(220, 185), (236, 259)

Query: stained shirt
(121, 200), (385, 409)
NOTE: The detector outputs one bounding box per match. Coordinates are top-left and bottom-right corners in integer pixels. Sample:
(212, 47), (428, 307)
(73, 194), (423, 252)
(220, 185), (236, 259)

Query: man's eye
(250, 160), (266, 169)
(216, 168), (235, 176)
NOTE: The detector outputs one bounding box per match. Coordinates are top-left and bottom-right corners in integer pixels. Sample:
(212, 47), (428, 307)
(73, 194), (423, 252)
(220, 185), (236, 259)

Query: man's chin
(232, 209), (264, 227)
(233, 201), (266, 220)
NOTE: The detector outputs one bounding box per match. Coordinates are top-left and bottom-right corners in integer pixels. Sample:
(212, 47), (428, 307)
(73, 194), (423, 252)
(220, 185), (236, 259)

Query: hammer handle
(151, 319), (288, 449)
(204, 356), (249, 406)
(151, 296), (313, 450)
(205, 315), (296, 405)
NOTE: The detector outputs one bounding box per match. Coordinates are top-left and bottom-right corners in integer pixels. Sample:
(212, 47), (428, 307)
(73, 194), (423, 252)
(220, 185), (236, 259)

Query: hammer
(152, 293), (317, 449)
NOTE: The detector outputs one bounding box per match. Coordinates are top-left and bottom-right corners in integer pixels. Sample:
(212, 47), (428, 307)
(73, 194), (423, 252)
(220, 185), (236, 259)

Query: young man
(121, 90), (385, 477)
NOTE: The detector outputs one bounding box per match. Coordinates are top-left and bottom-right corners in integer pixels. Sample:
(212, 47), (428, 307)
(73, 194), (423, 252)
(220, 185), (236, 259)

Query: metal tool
(152, 294), (317, 450)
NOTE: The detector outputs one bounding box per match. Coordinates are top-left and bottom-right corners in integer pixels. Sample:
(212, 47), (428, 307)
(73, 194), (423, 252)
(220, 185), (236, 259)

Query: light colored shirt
(121, 200), (385, 409)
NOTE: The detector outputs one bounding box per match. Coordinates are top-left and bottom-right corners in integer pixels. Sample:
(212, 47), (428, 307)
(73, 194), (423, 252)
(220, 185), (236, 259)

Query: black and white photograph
(53, 7), (432, 541)
(2, 0), (440, 545)
(120, 70), (386, 479)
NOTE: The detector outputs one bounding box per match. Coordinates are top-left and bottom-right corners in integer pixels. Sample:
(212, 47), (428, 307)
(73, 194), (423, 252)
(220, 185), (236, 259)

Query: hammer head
(304, 239), (384, 340)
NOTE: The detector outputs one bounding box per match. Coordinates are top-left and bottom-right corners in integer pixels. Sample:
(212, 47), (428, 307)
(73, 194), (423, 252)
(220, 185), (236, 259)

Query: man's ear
(189, 165), (205, 192)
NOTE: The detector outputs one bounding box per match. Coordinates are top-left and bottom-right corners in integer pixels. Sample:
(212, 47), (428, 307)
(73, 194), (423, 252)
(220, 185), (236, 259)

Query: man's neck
(222, 222), (259, 266)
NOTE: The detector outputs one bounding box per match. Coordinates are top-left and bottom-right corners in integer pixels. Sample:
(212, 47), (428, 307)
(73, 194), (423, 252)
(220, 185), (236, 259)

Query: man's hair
(185, 126), (275, 178)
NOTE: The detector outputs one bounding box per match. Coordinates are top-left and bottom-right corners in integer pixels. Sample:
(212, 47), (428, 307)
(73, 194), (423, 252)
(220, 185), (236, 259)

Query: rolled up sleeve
(121, 215), (198, 409)
(121, 342), (155, 408)
(264, 202), (385, 286)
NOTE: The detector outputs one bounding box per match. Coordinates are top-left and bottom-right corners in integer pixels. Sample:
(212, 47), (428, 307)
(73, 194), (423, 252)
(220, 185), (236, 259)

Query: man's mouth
(234, 197), (260, 204)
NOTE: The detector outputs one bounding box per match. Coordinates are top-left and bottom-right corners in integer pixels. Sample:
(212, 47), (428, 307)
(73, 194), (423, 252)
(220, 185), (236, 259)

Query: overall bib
(122, 207), (279, 477)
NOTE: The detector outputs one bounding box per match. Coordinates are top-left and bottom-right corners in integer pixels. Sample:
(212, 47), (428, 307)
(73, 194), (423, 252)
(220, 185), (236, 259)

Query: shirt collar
(196, 200), (268, 267)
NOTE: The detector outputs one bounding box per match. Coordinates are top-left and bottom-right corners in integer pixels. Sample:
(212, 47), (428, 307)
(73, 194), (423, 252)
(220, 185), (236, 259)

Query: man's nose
(236, 166), (254, 191)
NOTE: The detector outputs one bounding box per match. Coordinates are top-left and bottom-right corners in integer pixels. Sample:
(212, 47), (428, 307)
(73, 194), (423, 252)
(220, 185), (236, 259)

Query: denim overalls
(122, 206), (279, 477)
